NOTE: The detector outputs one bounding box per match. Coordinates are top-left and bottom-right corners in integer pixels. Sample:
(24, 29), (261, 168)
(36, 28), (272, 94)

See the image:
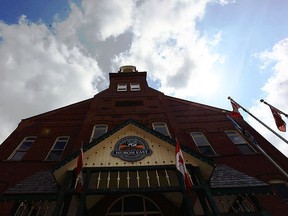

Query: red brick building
(0, 66), (287, 215)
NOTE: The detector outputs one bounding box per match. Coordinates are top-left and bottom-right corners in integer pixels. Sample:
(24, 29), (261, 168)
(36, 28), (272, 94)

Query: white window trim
(8, 136), (37, 160)
(190, 132), (216, 155)
(45, 136), (69, 161)
(130, 83), (141, 91)
(90, 124), (108, 141)
(152, 122), (171, 137)
(117, 83), (127, 92)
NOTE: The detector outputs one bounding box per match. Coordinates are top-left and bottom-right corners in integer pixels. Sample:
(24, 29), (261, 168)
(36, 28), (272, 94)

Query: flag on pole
(269, 106), (286, 132)
(229, 99), (242, 117)
(175, 141), (193, 192)
(75, 144), (84, 192)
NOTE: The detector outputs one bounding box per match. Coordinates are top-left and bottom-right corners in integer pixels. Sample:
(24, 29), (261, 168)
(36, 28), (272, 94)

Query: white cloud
(0, 16), (103, 143)
(248, 38), (288, 156)
(112, 0), (224, 99)
(0, 0), (236, 144)
(81, 0), (134, 41)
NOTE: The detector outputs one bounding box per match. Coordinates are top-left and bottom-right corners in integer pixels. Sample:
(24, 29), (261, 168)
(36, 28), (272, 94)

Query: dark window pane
(10, 151), (26, 161)
(145, 199), (158, 211)
(46, 151), (62, 161)
(229, 135), (246, 144)
(54, 140), (68, 150)
(272, 184), (288, 200)
(92, 126), (108, 139)
(109, 200), (122, 212)
(193, 136), (208, 146)
(153, 123), (170, 136)
(199, 146), (216, 156)
(18, 141), (34, 150)
(237, 145), (255, 154)
(115, 101), (143, 107)
(124, 196), (143, 212)
(226, 131), (247, 144)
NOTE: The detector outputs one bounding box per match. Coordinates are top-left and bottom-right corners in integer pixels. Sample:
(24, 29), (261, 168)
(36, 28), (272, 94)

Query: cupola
(118, 65), (138, 73)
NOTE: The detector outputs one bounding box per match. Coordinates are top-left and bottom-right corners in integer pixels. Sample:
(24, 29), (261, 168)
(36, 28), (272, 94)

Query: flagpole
(228, 97), (288, 145)
(226, 103), (288, 178)
(260, 99), (288, 118)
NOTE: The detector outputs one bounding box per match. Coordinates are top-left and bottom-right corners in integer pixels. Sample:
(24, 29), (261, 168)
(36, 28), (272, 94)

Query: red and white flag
(175, 141), (193, 192)
(75, 145), (83, 192)
(269, 106), (286, 132)
(230, 100), (242, 117)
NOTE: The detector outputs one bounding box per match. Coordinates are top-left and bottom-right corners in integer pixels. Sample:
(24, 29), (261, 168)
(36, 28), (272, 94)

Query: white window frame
(190, 132), (216, 156)
(46, 136), (69, 161)
(225, 130), (256, 154)
(130, 83), (141, 91)
(90, 124), (108, 141)
(8, 136), (36, 160)
(117, 83), (127, 92)
(152, 122), (171, 137)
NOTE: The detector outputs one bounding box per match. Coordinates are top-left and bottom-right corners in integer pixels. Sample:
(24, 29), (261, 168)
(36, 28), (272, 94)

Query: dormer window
(130, 83), (140, 91)
(117, 83), (127, 92)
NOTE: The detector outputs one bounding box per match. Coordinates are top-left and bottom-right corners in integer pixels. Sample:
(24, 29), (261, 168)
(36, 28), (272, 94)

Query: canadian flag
(175, 141), (193, 192)
(230, 100), (242, 117)
(269, 106), (286, 132)
(75, 145), (83, 192)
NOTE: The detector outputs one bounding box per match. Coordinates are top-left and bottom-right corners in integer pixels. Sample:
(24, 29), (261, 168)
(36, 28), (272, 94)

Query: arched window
(8, 137), (36, 161)
(91, 124), (108, 141)
(46, 136), (69, 161)
(106, 195), (162, 216)
(152, 122), (171, 137)
(190, 132), (216, 156)
(225, 130), (256, 154)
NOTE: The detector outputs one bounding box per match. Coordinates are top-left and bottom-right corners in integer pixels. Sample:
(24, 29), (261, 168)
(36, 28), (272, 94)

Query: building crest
(111, 136), (152, 162)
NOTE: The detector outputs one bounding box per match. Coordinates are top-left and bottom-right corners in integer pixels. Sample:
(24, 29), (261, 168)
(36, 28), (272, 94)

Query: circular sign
(111, 136), (152, 162)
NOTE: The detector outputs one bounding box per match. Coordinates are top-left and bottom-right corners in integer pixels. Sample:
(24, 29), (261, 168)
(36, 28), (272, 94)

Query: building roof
(3, 170), (57, 195)
(210, 165), (270, 195)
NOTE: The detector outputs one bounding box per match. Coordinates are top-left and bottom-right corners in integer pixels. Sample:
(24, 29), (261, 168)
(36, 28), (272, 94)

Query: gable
(53, 120), (215, 184)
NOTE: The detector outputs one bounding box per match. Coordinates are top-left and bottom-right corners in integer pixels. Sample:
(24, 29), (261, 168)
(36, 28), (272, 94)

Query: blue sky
(0, 0), (287, 156)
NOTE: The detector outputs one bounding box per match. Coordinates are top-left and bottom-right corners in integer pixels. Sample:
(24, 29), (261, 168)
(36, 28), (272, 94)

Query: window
(130, 83), (140, 91)
(91, 124), (108, 140)
(9, 137), (36, 160)
(46, 137), (69, 161)
(190, 132), (216, 156)
(117, 83), (127, 91)
(152, 122), (171, 137)
(106, 195), (162, 216)
(115, 100), (143, 107)
(225, 130), (256, 154)
(13, 201), (53, 216)
(269, 180), (288, 200)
